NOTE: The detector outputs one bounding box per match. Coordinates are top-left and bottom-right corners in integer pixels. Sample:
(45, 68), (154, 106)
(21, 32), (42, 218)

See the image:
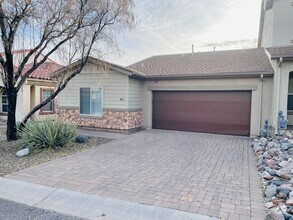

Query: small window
(288, 72), (293, 110)
(2, 90), (8, 112)
(41, 89), (54, 112)
(80, 88), (103, 116)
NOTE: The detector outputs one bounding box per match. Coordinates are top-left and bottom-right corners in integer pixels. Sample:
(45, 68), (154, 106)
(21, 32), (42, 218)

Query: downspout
(259, 74), (264, 133)
(276, 57), (283, 133)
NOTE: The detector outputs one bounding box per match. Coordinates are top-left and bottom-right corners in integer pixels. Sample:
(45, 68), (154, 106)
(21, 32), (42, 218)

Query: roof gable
(52, 56), (145, 79)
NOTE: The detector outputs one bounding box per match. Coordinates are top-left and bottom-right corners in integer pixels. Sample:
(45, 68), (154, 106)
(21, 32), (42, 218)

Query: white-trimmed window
(2, 90), (8, 112)
(288, 72), (293, 110)
(80, 88), (103, 116)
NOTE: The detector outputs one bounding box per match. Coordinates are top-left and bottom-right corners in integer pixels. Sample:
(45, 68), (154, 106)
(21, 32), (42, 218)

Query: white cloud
(108, 0), (262, 66)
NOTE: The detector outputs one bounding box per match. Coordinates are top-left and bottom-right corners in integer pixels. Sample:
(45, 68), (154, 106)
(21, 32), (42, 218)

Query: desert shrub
(18, 119), (77, 151)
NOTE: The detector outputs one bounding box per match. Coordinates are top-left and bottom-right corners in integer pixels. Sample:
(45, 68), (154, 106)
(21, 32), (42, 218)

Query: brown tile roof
(128, 48), (273, 78)
(266, 46), (293, 59)
(23, 62), (63, 80)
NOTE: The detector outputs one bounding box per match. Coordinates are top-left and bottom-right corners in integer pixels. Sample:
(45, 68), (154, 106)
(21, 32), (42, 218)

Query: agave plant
(18, 118), (77, 152)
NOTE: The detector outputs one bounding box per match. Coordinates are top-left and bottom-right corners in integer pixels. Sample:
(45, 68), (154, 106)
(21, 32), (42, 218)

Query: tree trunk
(6, 87), (17, 141)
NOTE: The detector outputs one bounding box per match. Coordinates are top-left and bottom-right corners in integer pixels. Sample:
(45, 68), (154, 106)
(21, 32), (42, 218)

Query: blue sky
(109, 0), (262, 66)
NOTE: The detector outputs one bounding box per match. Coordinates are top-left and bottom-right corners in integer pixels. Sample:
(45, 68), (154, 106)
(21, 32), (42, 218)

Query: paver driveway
(7, 130), (265, 219)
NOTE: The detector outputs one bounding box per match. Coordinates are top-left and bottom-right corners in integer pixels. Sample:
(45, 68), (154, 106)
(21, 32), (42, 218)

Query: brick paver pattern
(7, 130), (265, 220)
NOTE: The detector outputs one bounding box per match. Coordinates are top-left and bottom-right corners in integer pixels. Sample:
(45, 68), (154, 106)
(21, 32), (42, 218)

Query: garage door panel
(152, 91), (251, 136)
(154, 111), (250, 123)
(179, 103), (250, 113)
(156, 100), (251, 113)
(154, 113), (250, 125)
(153, 120), (250, 136)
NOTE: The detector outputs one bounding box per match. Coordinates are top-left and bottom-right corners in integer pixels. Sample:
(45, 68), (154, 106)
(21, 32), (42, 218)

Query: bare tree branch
(0, 0), (135, 141)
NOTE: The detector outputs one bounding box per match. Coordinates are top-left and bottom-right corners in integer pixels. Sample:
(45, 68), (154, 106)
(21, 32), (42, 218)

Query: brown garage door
(152, 91), (251, 136)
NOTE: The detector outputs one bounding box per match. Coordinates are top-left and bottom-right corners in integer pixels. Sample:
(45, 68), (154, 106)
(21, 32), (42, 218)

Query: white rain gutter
(259, 73), (264, 132)
(275, 57), (283, 133)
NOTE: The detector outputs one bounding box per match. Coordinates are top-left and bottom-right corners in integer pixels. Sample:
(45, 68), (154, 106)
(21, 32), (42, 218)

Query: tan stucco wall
(142, 77), (273, 137)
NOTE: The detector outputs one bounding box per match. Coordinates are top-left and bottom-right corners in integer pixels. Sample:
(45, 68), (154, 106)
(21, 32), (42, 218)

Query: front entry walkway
(6, 130), (265, 219)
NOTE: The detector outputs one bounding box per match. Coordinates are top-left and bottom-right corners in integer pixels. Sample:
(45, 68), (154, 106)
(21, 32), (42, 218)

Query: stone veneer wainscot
(57, 107), (143, 130)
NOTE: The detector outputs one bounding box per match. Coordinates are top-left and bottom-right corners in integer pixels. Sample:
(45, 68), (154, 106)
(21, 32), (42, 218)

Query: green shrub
(18, 119), (77, 152)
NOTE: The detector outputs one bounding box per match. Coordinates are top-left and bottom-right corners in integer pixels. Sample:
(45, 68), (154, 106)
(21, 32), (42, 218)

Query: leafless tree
(0, 0), (135, 141)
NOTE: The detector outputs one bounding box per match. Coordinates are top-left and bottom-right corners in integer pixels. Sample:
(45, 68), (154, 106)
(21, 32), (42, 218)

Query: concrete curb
(0, 177), (218, 220)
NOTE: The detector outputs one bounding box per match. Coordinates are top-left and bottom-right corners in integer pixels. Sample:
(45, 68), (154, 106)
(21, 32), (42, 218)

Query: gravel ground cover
(0, 128), (112, 176)
(252, 131), (293, 219)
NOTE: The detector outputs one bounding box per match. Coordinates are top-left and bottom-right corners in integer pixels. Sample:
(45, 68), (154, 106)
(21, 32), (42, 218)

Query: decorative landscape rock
(266, 202), (274, 209)
(282, 212), (293, 220)
(264, 151), (273, 159)
(268, 148), (280, 157)
(287, 207), (293, 214)
(253, 130), (293, 220)
(266, 159), (282, 170)
(286, 199), (293, 206)
(254, 142), (264, 153)
(266, 184), (278, 198)
(267, 168), (277, 176)
(271, 179), (289, 186)
(265, 208), (285, 220)
(258, 157), (265, 167)
(278, 188), (291, 196)
(276, 192), (287, 200)
(286, 132), (293, 139)
(262, 171), (274, 180)
(288, 148), (293, 155)
(16, 148), (29, 157)
(268, 142), (277, 149)
(281, 143), (293, 151)
(272, 199), (285, 205)
(75, 135), (90, 143)
(276, 170), (291, 180)
(258, 165), (266, 172)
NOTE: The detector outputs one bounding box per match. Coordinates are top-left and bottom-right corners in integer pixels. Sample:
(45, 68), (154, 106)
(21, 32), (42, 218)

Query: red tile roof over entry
(23, 62), (63, 80)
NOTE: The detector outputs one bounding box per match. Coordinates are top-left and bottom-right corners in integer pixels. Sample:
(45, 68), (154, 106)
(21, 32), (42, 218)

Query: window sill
(79, 114), (103, 119)
(39, 111), (56, 115)
(0, 112), (8, 116)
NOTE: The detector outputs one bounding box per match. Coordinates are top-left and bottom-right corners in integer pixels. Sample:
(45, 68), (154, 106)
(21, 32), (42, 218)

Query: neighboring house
(0, 50), (62, 122)
(56, 0), (293, 137)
